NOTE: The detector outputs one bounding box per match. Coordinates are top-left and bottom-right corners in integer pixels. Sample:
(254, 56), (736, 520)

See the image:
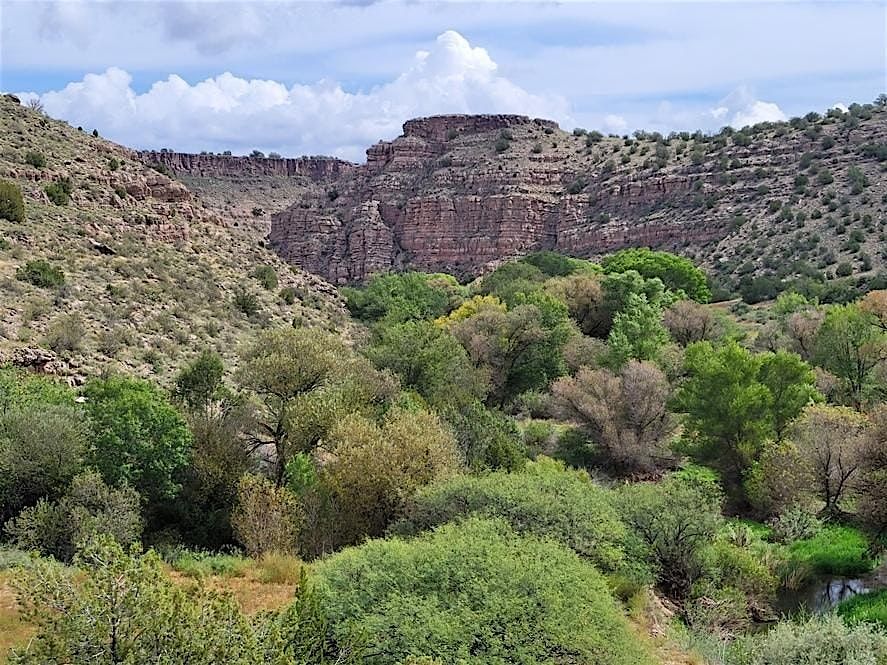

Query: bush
(252, 265), (278, 290)
(44, 313), (86, 352)
(171, 551), (250, 579)
(233, 290), (259, 316)
(312, 517), (653, 665)
(0, 179), (25, 222)
(44, 178), (73, 205)
(732, 614), (887, 664)
(24, 151), (45, 168)
(5, 471), (142, 562)
(769, 505), (821, 543)
(231, 474), (301, 557)
(788, 525), (875, 576)
(15, 259), (64, 288)
(395, 458), (628, 573)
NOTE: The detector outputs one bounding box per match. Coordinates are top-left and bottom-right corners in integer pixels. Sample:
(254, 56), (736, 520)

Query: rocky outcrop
(138, 151), (355, 180)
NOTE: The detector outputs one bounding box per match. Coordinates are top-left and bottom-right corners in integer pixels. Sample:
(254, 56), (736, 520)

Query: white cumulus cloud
(19, 30), (570, 161)
(709, 86), (786, 129)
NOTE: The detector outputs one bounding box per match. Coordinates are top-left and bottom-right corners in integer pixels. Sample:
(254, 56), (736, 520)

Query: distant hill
(0, 95), (347, 382)
(144, 103), (887, 295)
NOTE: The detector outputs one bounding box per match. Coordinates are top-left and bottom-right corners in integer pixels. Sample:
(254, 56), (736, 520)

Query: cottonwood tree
(858, 405), (887, 537)
(813, 303), (887, 409)
(791, 404), (871, 516)
(606, 293), (669, 367)
(551, 360), (675, 473)
(545, 273), (607, 336)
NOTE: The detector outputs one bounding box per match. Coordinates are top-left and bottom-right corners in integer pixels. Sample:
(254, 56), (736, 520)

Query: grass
(838, 589), (887, 628)
(788, 525), (876, 577)
(0, 570), (34, 665)
(170, 551), (250, 579)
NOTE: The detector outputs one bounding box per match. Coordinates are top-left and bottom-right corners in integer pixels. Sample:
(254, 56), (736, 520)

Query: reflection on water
(774, 577), (870, 616)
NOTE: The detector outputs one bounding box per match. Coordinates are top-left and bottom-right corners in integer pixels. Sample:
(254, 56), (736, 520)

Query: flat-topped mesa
(402, 114), (559, 143)
(137, 151), (357, 181)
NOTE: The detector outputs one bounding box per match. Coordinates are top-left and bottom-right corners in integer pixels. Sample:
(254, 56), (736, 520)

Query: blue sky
(2, 0), (884, 160)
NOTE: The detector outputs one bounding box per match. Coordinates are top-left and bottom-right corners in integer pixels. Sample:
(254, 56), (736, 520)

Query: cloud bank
(20, 31), (570, 161)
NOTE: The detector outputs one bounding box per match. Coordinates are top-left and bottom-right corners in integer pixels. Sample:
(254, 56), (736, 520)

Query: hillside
(0, 95), (347, 382)
(145, 103), (887, 291)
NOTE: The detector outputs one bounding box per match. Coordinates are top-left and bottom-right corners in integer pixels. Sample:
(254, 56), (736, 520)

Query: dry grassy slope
(0, 96), (348, 382)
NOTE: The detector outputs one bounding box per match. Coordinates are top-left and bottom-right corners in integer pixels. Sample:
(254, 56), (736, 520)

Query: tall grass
(838, 589), (887, 628)
(787, 526), (876, 577)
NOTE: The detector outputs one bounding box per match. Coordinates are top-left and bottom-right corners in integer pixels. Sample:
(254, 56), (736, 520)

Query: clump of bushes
(252, 265), (278, 290)
(233, 290), (260, 316)
(0, 179), (25, 222)
(24, 151), (46, 168)
(44, 177), (73, 205)
(15, 259), (65, 288)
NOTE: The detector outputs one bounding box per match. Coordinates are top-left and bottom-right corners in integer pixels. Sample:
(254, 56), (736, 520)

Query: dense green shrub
(44, 177), (72, 205)
(0, 179), (25, 222)
(732, 614), (887, 664)
(343, 272), (454, 323)
(15, 259), (65, 288)
(233, 290), (259, 316)
(439, 400), (526, 471)
(313, 517), (653, 665)
(5, 471), (142, 562)
(24, 151), (45, 168)
(252, 265), (278, 290)
(395, 458), (628, 573)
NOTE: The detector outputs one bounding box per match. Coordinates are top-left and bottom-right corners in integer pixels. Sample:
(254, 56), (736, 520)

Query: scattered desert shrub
(0, 179), (25, 222)
(233, 290), (260, 316)
(44, 177), (73, 205)
(24, 151), (45, 168)
(252, 265), (278, 290)
(15, 259), (65, 288)
(44, 312), (86, 352)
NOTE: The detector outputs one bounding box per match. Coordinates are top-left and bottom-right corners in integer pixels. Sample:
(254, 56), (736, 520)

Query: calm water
(773, 562), (887, 616)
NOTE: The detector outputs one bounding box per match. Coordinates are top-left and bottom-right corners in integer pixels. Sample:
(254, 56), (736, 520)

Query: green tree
(757, 350), (820, 441)
(9, 537), (262, 664)
(675, 342), (773, 486)
(365, 320), (486, 408)
(617, 474), (723, 599)
(606, 293), (669, 367)
(601, 248), (711, 301)
(439, 400), (525, 471)
(478, 261), (546, 305)
(342, 272), (452, 323)
(83, 376), (192, 505)
(0, 403), (88, 522)
(173, 350), (225, 412)
(813, 303), (887, 408)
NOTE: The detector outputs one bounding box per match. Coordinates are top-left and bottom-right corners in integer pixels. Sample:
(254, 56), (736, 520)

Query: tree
(452, 299), (571, 407)
(5, 471), (142, 562)
(606, 293), (669, 367)
(676, 342), (774, 484)
(365, 320), (487, 409)
(231, 474), (301, 557)
(0, 403), (88, 523)
(601, 248), (711, 302)
(858, 405), (887, 537)
(814, 304), (886, 408)
(617, 474), (723, 599)
(545, 272), (607, 336)
(478, 261), (546, 305)
(860, 289), (887, 331)
(83, 377), (192, 506)
(311, 518), (651, 665)
(757, 351), (820, 442)
(784, 308), (824, 361)
(439, 400), (525, 471)
(342, 272), (452, 323)
(322, 407), (461, 544)
(744, 440), (813, 518)
(662, 299), (722, 345)
(173, 350), (225, 412)
(791, 404), (870, 516)
(551, 361), (675, 473)
(237, 327), (377, 485)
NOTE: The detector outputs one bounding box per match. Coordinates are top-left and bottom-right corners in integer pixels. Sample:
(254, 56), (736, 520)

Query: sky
(1, 0), (885, 161)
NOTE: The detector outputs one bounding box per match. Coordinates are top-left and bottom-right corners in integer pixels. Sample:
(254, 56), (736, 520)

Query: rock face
(146, 109), (887, 285)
